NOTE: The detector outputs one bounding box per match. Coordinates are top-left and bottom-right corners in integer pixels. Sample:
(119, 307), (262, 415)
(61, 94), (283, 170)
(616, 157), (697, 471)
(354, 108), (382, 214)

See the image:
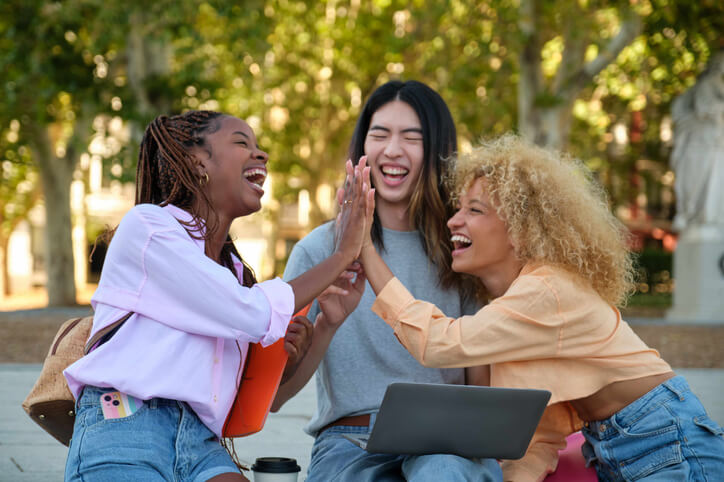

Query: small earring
(200, 173), (209, 186)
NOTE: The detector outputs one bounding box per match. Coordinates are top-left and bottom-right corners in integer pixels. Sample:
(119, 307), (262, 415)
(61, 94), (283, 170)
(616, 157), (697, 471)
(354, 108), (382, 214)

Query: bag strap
(50, 317), (87, 356)
(83, 313), (133, 355)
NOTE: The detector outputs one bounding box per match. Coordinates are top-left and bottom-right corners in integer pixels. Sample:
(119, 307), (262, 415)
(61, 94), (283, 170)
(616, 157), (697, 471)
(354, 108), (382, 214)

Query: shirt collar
(162, 204), (207, 252)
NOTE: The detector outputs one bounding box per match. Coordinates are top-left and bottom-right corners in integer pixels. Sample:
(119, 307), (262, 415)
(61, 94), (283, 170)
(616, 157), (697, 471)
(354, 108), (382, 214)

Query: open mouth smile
(243, 167), (267, 192)
(451, 234), (472, 254)
(380, 165), (409, 186)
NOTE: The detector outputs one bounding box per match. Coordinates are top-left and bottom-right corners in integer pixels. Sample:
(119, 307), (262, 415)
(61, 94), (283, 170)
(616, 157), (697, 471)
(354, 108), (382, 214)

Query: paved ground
(1, 364), (723, 482)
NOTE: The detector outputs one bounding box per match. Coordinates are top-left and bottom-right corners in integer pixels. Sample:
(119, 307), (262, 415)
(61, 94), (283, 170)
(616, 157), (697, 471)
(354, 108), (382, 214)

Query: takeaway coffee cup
(251, 457), (301, 482)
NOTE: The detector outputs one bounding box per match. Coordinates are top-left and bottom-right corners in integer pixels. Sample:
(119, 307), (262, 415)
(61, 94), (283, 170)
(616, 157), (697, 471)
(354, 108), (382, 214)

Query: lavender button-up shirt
(64, 203), (293, 437)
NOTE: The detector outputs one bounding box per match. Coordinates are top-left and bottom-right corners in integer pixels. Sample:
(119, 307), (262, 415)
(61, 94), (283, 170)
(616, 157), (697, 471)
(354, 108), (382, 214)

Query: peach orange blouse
(371, 263), (672, 481)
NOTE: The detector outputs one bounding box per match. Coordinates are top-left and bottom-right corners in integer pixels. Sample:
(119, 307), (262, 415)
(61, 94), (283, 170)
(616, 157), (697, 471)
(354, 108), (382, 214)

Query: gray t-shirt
(283, 222), (479, 436)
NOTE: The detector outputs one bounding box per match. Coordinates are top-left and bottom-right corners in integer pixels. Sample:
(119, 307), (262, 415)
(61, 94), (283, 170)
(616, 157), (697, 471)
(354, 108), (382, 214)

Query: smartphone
(100, 391), (143, 420)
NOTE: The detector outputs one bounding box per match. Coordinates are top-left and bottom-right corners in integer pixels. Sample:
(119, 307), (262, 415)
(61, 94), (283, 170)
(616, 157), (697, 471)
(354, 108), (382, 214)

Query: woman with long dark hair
(276, 82), (501, 481)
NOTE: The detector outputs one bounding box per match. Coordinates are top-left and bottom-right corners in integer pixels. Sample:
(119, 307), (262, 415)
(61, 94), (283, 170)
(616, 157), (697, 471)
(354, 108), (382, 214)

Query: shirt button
(213, 395), (218, 403)
(214, 358), (219, 364)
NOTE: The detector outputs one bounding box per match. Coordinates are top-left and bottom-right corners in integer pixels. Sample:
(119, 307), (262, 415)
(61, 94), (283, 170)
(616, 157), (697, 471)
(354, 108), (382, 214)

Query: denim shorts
(65, 386), (240, 481)
(581, 375), (724, 481)
(306, 413), (502, 481)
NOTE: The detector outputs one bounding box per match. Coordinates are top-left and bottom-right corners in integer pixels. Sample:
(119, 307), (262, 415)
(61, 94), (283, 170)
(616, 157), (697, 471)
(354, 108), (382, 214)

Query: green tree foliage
(0, 0), (271, 304)
(1, 0), (110, 305)
(1, 0), (722, 303)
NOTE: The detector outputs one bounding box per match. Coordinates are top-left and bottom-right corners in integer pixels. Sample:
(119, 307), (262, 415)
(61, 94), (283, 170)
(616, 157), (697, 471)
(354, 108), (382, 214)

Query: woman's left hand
(281, 315), (314, 383)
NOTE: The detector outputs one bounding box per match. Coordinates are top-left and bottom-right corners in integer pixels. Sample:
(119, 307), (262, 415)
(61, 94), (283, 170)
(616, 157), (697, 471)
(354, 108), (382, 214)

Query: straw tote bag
(21, 313), (131, 446)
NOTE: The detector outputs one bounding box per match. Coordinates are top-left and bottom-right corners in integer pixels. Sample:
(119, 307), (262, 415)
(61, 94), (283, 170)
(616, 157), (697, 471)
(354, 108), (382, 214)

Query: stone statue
(670, 50), (724, 231)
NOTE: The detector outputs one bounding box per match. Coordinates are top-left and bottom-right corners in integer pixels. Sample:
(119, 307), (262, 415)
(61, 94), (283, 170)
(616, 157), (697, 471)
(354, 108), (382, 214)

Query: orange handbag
(222, 304), (311, 437)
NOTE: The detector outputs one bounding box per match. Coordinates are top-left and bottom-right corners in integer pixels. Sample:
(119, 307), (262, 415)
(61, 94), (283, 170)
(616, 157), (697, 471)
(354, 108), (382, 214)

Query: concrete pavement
(1, 364), (723, 482)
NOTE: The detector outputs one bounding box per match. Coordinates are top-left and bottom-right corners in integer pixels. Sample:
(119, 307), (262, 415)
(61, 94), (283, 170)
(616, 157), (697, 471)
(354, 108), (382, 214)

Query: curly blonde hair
(449, 134), (636, 306)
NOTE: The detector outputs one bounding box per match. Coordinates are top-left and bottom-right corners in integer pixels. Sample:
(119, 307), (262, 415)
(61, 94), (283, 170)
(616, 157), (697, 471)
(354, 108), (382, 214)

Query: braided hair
(135, 112), (258, 468)
(134, 110), (257, 287)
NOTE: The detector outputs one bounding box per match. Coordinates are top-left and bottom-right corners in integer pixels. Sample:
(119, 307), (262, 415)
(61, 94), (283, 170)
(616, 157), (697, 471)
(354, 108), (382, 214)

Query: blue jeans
(306, 413), (502, 481)
(65, 386), (240, 481)
(581, 375), (724, 481)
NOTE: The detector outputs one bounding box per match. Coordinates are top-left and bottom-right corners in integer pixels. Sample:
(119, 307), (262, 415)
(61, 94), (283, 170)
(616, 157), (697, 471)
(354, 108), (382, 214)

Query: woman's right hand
(316, 261), (367, 329)
(334, 157), (373, 262)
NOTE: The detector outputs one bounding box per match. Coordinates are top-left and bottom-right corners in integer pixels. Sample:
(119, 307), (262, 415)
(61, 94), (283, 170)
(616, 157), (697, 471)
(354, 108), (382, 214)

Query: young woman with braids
(63, 110), (372, 481)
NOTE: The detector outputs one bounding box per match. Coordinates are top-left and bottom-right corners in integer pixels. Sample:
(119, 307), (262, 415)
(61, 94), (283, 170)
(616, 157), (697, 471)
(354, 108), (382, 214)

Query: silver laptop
(342, 382), (551, 460)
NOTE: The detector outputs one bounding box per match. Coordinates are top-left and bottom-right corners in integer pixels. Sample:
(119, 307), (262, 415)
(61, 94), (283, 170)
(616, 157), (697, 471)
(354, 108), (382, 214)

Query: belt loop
(662, 375), (686, 400)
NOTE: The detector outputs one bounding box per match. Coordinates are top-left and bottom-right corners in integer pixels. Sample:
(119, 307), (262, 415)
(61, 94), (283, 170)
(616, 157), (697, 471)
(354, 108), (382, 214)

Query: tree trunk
(517, 0), (641, 150)
(127, 14), (173, 119)
(28, 125), (77, 306)
(1, 236), (9, 297)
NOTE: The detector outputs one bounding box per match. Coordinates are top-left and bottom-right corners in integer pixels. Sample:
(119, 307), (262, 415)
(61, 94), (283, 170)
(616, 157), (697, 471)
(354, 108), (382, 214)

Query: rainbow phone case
(100, 391), (143, 420)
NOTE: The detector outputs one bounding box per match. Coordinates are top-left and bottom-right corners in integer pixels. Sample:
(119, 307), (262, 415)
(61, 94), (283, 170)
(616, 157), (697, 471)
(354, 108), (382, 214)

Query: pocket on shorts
(84, 396), (148, 434)
(620, 441), (683, 480)
(615, 410), (683, 480)
(693, 415), (724, 437)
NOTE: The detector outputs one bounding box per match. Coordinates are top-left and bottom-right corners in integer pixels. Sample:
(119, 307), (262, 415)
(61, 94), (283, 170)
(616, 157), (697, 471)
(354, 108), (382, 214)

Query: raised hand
(334, 156), (375, 261)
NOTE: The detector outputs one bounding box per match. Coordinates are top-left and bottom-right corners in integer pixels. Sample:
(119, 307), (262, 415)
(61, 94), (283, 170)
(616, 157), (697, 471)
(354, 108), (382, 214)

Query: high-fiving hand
(334, 156), (376, 258)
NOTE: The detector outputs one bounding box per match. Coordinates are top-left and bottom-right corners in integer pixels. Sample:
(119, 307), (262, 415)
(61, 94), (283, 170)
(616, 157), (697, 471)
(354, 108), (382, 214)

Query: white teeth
(451, 234), (472, 245)
(381, 166), (408, 176)
(243, 168), (267, 178)
(243, 168), (267, 187)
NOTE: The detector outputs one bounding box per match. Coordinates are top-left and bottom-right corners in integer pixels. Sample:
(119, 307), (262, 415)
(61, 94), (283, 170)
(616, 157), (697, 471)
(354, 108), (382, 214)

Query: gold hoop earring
(200, 173), (209, 186)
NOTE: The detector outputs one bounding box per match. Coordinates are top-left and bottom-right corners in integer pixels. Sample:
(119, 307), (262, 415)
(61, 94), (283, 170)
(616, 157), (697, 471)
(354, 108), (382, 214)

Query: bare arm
(356, 186), (396, 296)
(359, 243), (394, 296)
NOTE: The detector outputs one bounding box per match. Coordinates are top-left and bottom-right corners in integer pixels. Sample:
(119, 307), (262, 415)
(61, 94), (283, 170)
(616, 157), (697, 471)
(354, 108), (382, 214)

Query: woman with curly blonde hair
(450, 133), (635, 306)
(358, 134), (724, 481)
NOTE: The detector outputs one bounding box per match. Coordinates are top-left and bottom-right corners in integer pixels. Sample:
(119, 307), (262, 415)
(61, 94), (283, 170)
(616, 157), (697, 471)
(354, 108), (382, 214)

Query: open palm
(317, 263), (367, 328)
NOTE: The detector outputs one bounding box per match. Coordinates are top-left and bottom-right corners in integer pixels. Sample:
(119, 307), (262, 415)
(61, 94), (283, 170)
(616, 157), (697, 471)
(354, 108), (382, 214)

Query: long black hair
(348, 80), (469, 294)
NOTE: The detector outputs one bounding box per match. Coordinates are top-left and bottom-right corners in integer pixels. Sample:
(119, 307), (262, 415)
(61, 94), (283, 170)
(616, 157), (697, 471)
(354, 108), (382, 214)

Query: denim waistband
(582, 375), (689, 440)
(78, 385), (178, 409)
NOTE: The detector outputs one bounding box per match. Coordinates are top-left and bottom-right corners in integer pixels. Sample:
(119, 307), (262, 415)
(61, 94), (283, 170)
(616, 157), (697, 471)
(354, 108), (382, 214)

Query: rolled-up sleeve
(254, 278), (294, 346)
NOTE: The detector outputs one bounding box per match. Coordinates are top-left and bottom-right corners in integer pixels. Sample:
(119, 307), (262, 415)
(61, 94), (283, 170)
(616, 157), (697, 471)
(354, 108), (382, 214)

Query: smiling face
(196, 115), (268, 222)
(447, 177), (520, 282)
(363, 100), (424, 213)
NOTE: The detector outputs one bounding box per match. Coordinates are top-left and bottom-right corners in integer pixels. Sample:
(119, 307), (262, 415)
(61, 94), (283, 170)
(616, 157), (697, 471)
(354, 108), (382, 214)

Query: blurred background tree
(1, 0), (722, 306)
(0, 125), (41, 297)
